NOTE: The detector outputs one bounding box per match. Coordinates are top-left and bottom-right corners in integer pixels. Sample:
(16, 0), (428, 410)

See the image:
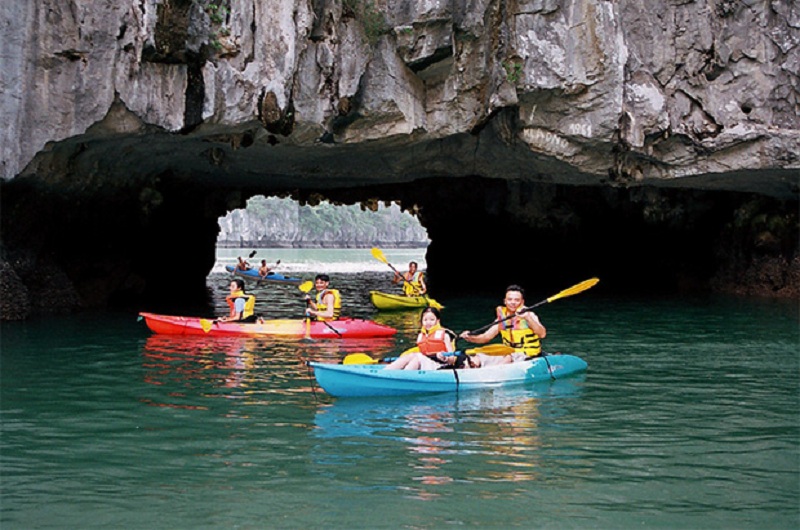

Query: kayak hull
(224, 265), (302, 285)
(139, 312), (397, 338)
(369, 290), (442, 311)
(309, 354), (587, 397)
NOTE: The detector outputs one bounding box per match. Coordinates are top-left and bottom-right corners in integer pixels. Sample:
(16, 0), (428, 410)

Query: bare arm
(308, 292), (335, 319)
(459, 324), (499, 344)
(524, 311), (546, 338)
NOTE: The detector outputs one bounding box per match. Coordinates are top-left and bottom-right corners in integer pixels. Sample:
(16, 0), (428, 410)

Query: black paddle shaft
(466, 303), (540, 336)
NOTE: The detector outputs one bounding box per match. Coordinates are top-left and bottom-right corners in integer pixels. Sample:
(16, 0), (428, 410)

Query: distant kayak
(369, 290), (443, 311)
(139, 312), (397, 338)
(224, 265), (302, 285)
(308, 353), (587, 397)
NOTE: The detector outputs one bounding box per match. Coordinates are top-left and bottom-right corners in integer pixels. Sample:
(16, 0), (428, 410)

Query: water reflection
(311, 379), (586, 494)
(140, 333), (405, 408)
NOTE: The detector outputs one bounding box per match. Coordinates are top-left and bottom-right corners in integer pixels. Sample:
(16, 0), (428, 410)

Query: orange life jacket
(417, 324), (449, 354)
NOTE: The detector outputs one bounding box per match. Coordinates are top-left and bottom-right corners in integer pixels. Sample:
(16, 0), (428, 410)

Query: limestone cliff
(0, 0), (798, 319)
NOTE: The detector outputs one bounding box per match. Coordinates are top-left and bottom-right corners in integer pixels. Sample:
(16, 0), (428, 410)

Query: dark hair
(420, 306), (441, 321)
(505, 284), (525, 297)
(315, 274), (330, 282)
(233, 279), (245, 290)
(409, 261), (418, 267)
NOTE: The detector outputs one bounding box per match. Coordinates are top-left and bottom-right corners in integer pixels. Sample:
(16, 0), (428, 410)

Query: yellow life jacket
(315, 289), (341, 321)
(496, 307), (541, 357)
(402, 271), (424, 296)
(226, 290), (256, 320)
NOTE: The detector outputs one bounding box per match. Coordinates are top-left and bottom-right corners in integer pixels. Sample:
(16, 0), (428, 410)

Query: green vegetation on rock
(218, 196), (429, 248)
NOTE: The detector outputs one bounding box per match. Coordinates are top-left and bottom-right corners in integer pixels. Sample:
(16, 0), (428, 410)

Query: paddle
(298, 280), (314, 339)
(342, 345), (421, 365)
(343, 353), (378, 365)
(465, 277), (600, 336)
(464, 344), (516, 356)
(297, 280), (343, 338)
(370, 247), (443, 309)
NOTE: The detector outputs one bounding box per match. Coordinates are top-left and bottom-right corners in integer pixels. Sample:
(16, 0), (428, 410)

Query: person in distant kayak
(305, 274), (341, 321)
(219, 279), (258, 322)
(392, 261), (427, 296)
(385, 307), (462, 370)
(257, 259), (271, 279)
(459, 284), (546, 359)
(235, 256), (252, 271)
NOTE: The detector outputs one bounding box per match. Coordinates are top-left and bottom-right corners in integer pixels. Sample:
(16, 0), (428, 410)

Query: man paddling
(305, 274), (341, 321)
(392, 261), (427, 296)
(459, 284), (546, 359)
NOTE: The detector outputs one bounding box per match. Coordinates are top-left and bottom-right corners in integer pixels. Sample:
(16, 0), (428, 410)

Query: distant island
(217, 196), (430, 248)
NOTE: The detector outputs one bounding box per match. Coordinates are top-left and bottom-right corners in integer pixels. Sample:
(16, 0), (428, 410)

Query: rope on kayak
(453, 368), (460, 392)
(305, 361), (321, 402)
(542, 355), (556, 381)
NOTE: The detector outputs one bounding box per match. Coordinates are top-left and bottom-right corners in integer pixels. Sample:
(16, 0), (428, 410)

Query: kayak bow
(139, 312), (397, 338)
(369, 290), (443, 311)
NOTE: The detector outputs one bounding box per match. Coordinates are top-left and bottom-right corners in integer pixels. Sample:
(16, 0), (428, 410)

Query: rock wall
(216, 198), (429, 247)
(0, 0), (798, 319)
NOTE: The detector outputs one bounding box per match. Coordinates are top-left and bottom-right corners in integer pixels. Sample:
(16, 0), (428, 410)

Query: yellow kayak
(368, 290), (443, 311)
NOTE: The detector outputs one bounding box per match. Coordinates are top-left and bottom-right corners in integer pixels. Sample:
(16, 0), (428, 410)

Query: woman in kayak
(385, 307), (458, 370)
(219, 279), (258, 323)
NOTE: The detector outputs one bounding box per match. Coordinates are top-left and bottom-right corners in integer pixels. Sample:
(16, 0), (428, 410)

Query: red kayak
(139, 312), (397, 339)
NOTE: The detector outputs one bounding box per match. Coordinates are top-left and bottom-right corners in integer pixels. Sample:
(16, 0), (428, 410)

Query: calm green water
(1, 250), (798, 529)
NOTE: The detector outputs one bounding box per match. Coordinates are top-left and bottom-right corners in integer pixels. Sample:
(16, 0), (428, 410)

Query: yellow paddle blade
(370, 247), (388, 264)
(426, 298), (444, 310)
(200, 319), (213, 333)
(465, 344), (516, 356)
(546, 277), (599, 303)
(298, 280), (314, 293)
(400, 346), (421, 357)
(343, 353), (378, 365)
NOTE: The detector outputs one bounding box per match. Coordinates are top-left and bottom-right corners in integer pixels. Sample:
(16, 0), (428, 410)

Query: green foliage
(193, 0), (230, 52)
(344, 0), (389, 45)
(503, 60), (523, 83)
(234, 196), (428, 244)
(205, 2), (228, 24)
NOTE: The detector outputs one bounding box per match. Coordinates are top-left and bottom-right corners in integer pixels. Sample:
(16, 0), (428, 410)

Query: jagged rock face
(0, 0), (798, 318)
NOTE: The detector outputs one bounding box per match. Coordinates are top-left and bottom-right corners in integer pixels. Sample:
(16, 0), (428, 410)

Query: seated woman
(385, 307), (456, 370)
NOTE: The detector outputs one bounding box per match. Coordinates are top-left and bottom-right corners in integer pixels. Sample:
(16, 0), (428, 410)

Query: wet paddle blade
(371, 247), (388, 264)
(426, 297), (444, 310)
(343, 353), (377, 365)
(400, 346), (420, 357)
(200, 319), (213, 333)
(465, 344), (515, 356)
(545, 277), (599, 304)
(298, 280), (314, 293)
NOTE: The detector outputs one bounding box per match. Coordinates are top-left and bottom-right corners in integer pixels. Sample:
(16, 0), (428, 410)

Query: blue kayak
(308, 353), (588, 397)
(224, 265), (303, 285)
